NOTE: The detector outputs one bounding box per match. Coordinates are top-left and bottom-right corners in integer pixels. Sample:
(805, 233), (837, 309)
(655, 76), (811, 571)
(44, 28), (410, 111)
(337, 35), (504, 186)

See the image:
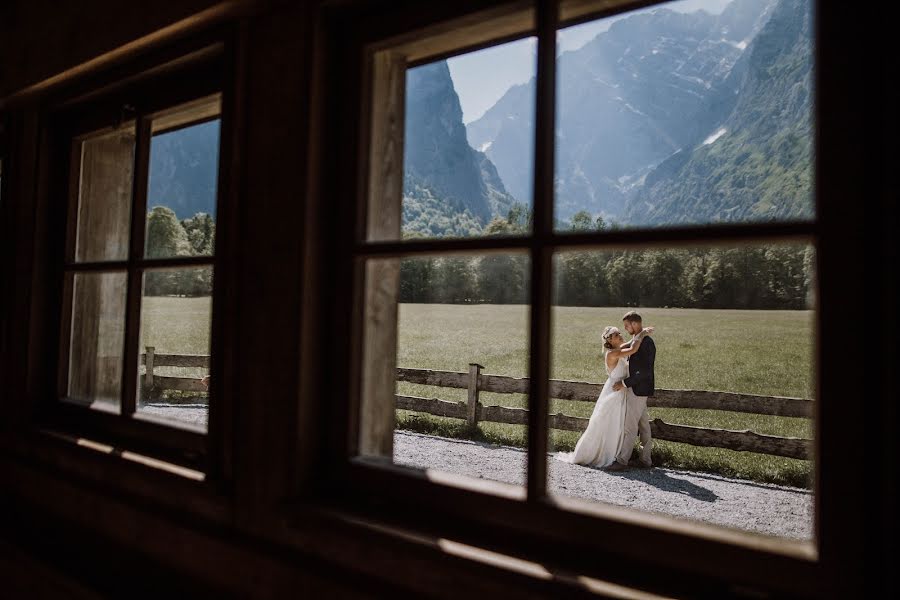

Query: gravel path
(140, 404), (209, 428)
(395, 431), (813, 540)
(142, 406), (812, 539)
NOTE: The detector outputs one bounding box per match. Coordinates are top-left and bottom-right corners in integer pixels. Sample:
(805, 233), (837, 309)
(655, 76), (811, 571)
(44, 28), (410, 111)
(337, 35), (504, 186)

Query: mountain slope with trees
(626, 0), (812, 225)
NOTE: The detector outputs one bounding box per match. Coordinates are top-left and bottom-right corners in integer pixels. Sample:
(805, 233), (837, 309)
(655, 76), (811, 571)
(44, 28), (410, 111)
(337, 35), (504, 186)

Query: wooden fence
(396, 364), (813, 460)
(140, 349), (813, 460)
(140, 347), (209, 396)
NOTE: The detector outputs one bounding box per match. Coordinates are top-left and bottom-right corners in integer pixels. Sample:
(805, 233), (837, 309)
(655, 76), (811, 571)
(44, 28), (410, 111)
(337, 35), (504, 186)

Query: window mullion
(121, 115), (152, 417)
(57, 139), (86, 400)
(526, 0), (558, 503)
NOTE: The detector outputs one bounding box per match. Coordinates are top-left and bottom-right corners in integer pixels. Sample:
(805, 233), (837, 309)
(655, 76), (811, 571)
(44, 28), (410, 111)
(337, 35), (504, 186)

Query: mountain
(466, 0), (777, 221)
(403, 61), (516, 237)
(147, 119), (220, 220)
(626, 0), (812, 224)
(465, 82), (536, 207)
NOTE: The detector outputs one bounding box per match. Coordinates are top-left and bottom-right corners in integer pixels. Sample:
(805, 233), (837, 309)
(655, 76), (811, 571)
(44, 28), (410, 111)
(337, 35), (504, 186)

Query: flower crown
(602, 326), (621, 341)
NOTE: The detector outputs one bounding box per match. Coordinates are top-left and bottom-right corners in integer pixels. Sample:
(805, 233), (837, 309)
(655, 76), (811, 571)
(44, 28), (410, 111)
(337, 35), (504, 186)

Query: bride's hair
(602, 325), (620, 350)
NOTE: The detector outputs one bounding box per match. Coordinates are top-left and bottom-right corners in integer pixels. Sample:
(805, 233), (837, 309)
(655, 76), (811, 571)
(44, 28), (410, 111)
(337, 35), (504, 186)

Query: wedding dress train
(556, 354), (628, 468)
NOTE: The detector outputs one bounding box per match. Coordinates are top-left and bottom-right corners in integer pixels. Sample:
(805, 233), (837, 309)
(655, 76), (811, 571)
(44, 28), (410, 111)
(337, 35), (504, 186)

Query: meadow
(139, 298), (816, 487)
(397, 304), (815, 488)
(139, 296), (212, 402)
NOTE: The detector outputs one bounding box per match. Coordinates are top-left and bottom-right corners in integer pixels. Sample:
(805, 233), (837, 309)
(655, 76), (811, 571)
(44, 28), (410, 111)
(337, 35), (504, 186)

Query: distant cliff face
(627, 0), (813, 225)
(403, 61), (515, 236)
(147, 119), (220, 219)
(467, 0), (782, 222)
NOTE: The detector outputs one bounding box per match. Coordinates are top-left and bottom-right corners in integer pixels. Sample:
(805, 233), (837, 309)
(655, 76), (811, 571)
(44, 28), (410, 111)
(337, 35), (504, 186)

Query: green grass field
(139, 296), (211, 401)
(140, 298), (815, 487)
(397, 304), (815, 488)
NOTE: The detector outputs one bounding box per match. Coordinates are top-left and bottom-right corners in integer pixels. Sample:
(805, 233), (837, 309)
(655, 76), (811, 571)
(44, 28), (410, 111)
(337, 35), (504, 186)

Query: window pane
(369, 38), (537, 242)
(553, 0), (814, 230)
(66, 271), (128, 412)
(75, 126), (135, 262)
(136, 266), (212, 431)
(548, 241), (815, 541)
(146, 95), (221, 259)
(360, 253), (530, 494)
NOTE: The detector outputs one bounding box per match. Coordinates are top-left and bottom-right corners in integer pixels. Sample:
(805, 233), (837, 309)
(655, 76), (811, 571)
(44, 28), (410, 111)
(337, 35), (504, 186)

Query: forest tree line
(144, 206), (215, 296)
(400, 207), (815, 310)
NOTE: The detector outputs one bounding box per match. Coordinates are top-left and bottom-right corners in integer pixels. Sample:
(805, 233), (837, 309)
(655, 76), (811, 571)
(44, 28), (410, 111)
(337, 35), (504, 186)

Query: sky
(447, 0), (734, 123)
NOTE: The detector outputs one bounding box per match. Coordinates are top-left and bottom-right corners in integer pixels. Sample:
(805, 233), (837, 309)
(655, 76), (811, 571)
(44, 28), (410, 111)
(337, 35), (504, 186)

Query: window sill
(0, 427), (230, 525)
(286, 457), (821, 598)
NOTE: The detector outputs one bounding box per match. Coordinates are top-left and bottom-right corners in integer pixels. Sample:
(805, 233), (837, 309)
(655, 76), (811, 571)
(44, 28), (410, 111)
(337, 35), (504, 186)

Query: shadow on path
(605, 468), (719, 502)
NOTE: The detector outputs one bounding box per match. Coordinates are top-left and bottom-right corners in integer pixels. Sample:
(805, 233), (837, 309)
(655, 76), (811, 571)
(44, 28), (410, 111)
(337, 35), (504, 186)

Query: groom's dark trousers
(616, 336), (656, 466)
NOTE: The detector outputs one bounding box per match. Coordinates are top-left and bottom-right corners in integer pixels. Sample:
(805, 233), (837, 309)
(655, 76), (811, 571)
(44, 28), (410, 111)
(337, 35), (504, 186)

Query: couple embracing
(558, 311), (656, 471)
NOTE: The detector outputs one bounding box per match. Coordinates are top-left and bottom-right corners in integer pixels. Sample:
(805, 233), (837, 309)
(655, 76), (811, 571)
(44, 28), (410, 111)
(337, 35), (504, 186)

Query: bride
(556, 324), (654, 468)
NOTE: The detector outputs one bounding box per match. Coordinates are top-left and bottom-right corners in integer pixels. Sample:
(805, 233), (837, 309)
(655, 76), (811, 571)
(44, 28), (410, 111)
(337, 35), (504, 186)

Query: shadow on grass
(397, 415), (813, 489)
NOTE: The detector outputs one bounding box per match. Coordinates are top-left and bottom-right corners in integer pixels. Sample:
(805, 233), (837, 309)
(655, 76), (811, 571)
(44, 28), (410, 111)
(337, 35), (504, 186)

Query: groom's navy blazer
(624, 336), (656, 397)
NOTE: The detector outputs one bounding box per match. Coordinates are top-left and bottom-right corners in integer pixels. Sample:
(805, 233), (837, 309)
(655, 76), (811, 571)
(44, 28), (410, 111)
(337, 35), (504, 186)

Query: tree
(146, 206), (192, 258)
(506, 203), (530, 233)
(400, 257), (435, 303)
(639, 250), (684, 307)
(570, 210), (593, 231)
(145, 207), (214, 296)
(182, 212), (215, 255)
(478, 254), (526, 304)
(484, 216), (514, 236)
(606, 252), (643, 306)
(556, 252), (607, 306)
(433, 257), (477, 303)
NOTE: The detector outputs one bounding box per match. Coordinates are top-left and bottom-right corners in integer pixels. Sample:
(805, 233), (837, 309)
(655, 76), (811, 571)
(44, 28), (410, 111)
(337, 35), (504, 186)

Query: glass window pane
(548, 241), (815, 541)
(554, 0), (814, 230)
(360, 253), (530, 494)
(75, 126), (135, 262)
(369, 38), (537, 242)
(136, 266), (213, 431)
(146, 95), (221, 259)
(66, 271), (128, 412)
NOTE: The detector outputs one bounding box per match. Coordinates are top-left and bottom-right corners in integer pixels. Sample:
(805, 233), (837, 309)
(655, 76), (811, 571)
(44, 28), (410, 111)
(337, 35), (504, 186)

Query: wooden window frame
(26, 36), (237, 477)
(311, 0), (861, 596)
(0, 115), (8, 400)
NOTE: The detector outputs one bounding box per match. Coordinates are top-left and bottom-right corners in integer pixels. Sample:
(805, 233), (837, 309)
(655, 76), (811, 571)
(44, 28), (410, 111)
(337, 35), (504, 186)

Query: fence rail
(141, 347), (209, 396)
(396, 366), (813, 460)
(141, 351), (813, 460)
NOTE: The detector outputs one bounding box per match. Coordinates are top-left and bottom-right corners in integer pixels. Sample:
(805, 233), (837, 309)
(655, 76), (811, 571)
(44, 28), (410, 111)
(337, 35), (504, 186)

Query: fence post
(145, 346), (155, 390)
(467, 363), (483, 428)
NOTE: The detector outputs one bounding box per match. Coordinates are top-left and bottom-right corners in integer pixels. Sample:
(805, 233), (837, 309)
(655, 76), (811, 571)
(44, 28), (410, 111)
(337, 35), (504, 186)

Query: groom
(607, 310), (656, 471)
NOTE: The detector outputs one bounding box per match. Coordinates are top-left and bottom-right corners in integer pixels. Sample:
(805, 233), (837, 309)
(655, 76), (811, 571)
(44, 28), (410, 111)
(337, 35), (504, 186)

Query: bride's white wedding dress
(556, 354), (627, 468)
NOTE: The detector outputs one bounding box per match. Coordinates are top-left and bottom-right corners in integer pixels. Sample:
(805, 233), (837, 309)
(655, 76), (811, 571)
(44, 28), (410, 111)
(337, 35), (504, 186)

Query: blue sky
(447, 0), (734, 123)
